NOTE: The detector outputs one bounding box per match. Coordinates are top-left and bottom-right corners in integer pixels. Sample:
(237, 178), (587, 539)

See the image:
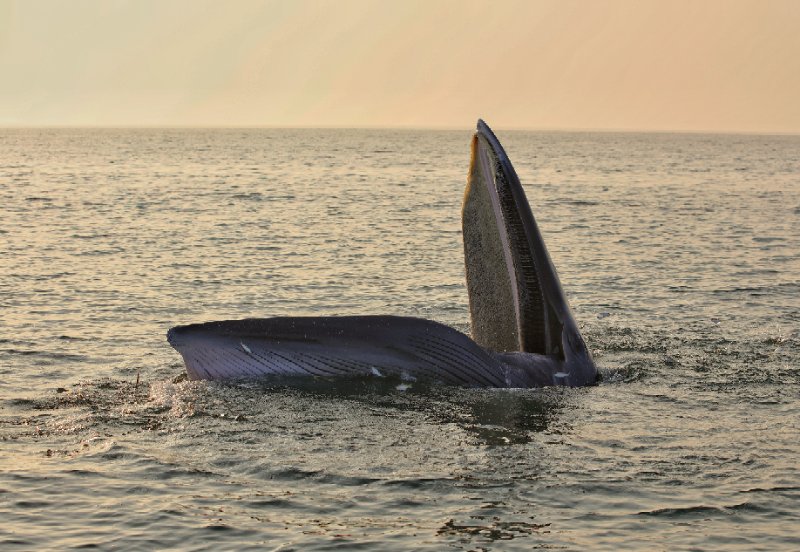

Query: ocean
(1, 128), (798, 550)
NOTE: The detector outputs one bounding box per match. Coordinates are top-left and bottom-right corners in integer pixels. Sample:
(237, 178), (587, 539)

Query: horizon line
(1, 123), (798, 137)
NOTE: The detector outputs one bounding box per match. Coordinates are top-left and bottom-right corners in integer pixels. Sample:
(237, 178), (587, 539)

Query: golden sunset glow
(1, 0), (798, 132)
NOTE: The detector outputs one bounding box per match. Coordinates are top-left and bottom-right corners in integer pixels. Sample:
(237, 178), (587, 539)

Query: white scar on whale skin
(240, 342), (252, 354)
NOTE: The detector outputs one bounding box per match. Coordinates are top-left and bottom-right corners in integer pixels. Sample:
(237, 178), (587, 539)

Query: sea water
(1, 128), (798, 550)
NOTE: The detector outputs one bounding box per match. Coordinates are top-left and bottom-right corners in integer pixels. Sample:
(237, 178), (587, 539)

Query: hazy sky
(1, 0), (798, 132)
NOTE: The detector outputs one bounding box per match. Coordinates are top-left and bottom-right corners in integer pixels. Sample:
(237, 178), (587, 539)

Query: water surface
(1, 128), (798, 550)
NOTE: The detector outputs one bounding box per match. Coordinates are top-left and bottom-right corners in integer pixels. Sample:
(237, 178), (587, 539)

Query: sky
(1, 0), (798, 132)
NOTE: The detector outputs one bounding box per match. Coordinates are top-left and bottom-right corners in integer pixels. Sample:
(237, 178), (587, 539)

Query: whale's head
(462, 119), (597, 384)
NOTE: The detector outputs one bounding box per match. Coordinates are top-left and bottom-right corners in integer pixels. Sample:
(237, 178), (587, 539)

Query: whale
(167, 120), (598, 387)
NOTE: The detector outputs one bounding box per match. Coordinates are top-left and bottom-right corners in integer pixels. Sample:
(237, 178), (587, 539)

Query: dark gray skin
(167, 315), (590, 387)
(167, 120), (598, 388)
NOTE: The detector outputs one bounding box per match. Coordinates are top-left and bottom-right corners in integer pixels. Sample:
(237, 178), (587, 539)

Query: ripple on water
(0, 129), (798, 550)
